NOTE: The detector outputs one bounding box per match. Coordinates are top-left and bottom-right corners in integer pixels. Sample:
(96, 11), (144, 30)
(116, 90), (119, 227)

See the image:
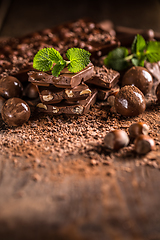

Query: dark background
(1, 0), (160, 37)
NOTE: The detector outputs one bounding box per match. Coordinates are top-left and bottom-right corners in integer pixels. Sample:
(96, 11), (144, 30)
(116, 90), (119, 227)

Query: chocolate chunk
(28, 63), (94, 88)
(36, 89), (97, 115)
(115, 26), (155, 47)
(97, 84), (120, 101)
(86, 65), (120, 89)
(1, 98), (31, 126)
(37, 83), (91, 104)
(0, 96), (6, 113)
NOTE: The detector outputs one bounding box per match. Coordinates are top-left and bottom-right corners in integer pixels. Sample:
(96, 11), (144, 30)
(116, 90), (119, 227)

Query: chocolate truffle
(1, 98), (31, 126)
(24, 83), (39, 99)
(122, 66), (153, 95)
(114, 85), (146, 116)
(0, 76), (23, 99)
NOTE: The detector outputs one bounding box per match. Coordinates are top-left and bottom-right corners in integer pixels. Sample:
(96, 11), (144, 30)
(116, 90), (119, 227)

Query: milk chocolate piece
(86, 65), (120, 89)
(97, 84), (120, 101)
(28, 63), (94, 88)
(36, 89), (97, 115)
(37, 83), (91, 104)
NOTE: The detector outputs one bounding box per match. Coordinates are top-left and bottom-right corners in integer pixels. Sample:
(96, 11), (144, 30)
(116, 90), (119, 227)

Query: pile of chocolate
(0, 18), (160, 128)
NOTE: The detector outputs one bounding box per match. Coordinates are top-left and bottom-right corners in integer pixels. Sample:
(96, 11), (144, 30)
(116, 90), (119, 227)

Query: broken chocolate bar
(28, 63), (94, 88)
(36, 89), (97, 115)
(86, 65), (120, 89)
(97, 84), (120, 101)
(37, 83), (91, 104)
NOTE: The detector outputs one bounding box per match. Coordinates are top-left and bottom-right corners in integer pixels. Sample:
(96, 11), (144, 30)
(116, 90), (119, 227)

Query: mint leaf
(52, 62), (66, 77)
(104, 47), (129, 71)
(136, 34), (146, 53)
(66, 48), (91, 73)
(33, 48), (64, 72)
(146, 41), (160, 63)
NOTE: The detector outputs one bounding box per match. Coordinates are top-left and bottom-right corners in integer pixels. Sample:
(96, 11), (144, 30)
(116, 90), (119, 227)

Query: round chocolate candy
(1, 98), (31, 126)
(24, 83), (39, 99)
(122, 66), (153, 95)
(114, 85), (146, 117)
(0, 76), (23, 99)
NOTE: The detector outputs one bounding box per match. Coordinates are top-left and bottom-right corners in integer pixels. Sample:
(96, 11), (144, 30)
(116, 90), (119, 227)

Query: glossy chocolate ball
(0, 76), (23, 99)
(1, 98), (31, 126)
(122, 66), (153, 95)
(24, 83), (39, 99)
(114, 85), (146, 117)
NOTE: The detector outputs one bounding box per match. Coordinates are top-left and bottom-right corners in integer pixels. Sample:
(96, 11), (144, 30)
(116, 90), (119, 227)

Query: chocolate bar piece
(86, 65), (120, 89)
(36, 89), (97, 115)
(28, 63), (94, 88)
(115, 26), (155, 47)
(37, 83), (91, 104)
(97, 84), (120, 101)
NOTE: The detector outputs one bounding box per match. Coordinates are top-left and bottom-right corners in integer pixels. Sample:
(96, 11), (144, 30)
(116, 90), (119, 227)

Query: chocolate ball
(122, 66), (153, 95)
(24, 83), (39, 99)
(0, 76), (23, 99)
(1, 98), (31, 126)
(114, 85), (146, 117)
(156, 82), (160, 102)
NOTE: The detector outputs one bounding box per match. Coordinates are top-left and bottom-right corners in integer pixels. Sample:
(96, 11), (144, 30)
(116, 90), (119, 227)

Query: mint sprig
(104, 34), (160, 71)
(33, 47), (91, 77)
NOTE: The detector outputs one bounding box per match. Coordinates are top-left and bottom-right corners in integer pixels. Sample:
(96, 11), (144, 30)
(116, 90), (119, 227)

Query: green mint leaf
(146, 41), (160, 63)
(131, 56), (146, 67)
(52, 62), (66, 77)
(66, 48), (91, 73)
(131, 34), (146, 55)
(33, 48), (63, 72)
(104, 47), (129, 71)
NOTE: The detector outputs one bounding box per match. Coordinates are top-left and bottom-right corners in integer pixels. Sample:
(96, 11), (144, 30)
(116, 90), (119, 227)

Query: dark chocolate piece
(0, 95), (6, 113)
(1, 98), (31, 126)
(37, 83), (91, 104)
(28, 63), (94, 88)
(86, 65), (120, 89)
(36, 89), (97, 115)
(115, 26), (155, 47)
(97, 84), (120, 101)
